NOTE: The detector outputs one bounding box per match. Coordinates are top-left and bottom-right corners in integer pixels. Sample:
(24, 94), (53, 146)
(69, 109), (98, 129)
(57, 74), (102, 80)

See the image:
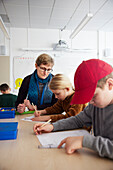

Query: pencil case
(0, 107), (15, 119)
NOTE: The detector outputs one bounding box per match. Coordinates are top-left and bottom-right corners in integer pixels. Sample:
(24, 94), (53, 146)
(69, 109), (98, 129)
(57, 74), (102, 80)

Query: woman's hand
(24, 99), (34, 110)
(33, 123), (54, 135)
(17, 104), (25, 113)
(58, 136), (83, 154)
(32, 115), (50, 121)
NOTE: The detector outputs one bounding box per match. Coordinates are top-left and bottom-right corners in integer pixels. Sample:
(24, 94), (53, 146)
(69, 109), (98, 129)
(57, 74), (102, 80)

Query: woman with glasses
(15, 53), (57, 113)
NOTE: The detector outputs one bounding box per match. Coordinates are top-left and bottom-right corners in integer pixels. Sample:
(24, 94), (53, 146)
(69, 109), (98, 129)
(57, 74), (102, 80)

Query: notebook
(37, 129), (90, 148)
(0, 122), (18, 140)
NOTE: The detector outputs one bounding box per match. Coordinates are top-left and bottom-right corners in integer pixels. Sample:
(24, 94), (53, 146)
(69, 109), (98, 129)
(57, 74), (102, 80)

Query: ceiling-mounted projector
(53, 40), (69, 51)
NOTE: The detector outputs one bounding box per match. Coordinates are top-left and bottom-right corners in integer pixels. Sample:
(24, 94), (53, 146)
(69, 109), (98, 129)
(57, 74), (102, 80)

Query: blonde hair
(97, 72), (113, 88)
(49, 74), (73, 90)
(36, 53), (54, 66)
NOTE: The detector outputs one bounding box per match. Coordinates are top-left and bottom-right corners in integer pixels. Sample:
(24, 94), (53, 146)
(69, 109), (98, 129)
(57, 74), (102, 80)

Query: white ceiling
(0, 0), (113, 32)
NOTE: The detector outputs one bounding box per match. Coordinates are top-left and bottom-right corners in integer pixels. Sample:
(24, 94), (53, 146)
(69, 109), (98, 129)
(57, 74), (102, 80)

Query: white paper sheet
(21, 113), (66, 122)
(21, 115), (47, 124)
(37, 129), (90, 148)
(21, 115), (35, 121)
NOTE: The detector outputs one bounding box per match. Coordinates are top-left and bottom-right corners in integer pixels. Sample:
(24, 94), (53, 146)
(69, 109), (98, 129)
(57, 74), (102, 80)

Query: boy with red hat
(33, 59), (113, 159)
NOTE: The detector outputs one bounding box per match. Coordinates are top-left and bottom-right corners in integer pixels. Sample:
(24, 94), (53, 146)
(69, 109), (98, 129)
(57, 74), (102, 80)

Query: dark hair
(0, 83), (9, 91)
(36, 53), (54, 66)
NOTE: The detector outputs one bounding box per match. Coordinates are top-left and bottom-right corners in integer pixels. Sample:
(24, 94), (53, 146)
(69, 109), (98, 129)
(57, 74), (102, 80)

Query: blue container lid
(0, 122), (18, 140)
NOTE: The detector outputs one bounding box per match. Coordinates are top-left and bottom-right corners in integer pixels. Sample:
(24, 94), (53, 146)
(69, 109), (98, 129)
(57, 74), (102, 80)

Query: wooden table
(0, 114), (113, 170)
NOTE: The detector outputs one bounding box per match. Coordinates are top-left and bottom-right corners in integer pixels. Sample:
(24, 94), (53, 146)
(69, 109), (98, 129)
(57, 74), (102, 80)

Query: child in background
(31, 74), (88, 124)
(0, 83), (17, 107)
(33, 59), (113, 159)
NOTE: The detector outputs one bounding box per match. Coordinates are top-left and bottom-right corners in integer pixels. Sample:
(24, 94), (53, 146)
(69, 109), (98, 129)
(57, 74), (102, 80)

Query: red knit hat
(71, 59), (113, 104)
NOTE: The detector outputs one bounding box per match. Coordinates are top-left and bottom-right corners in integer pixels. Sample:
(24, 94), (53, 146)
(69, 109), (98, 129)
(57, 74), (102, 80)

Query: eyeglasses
(39, 66), (53, 73)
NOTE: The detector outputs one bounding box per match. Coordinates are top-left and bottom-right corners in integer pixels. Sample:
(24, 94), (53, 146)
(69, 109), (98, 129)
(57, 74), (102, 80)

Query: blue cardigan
(15, 73), (57, 110)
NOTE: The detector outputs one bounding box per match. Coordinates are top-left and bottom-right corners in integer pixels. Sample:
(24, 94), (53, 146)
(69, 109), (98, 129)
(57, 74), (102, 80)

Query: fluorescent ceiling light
(70, 13), (93, 39)
(0, 16), (10, 39)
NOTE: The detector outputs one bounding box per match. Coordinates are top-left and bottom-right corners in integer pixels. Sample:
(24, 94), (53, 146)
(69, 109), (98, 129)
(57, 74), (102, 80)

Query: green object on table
(15, 110), (35, 115)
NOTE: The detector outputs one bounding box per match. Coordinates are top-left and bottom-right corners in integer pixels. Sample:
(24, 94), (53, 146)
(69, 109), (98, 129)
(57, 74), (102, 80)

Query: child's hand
(32, 115), (50, 121)
(17, 104), (25, 113)
(34, 110), (42, 117)
(58, 136), (83, 154)
(33, 123), (54, 135)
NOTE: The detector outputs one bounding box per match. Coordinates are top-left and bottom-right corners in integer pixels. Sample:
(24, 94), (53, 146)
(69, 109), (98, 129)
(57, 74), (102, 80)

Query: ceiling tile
(49, 18), (68, 29)
(30, 6), (52, 18)
(29, 0), (54, 7)
(54, 0), (80, 9)
(51, 8), (74, 19)
(100, 18), (113, 31)
(9, 16), (29, 28)
(0, 0), (6, 14)
(0, 0), (112, 31)
(3, 0), (28, 5)
(5, 4), (29, 17)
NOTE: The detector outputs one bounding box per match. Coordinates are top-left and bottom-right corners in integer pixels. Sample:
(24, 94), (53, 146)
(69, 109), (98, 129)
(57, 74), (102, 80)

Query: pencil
(41, 119), (52, 127)
(35, 119), (52, 133)
(32, 103), (37, 112)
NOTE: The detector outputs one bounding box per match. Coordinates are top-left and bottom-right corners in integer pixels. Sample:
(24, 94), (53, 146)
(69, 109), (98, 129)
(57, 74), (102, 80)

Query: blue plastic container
(0, 122), (18, 140)
(0, 108), (15, 119)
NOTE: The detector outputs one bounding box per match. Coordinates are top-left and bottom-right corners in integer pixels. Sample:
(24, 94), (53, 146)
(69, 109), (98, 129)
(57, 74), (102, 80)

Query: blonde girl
(32, 74), (87, 122)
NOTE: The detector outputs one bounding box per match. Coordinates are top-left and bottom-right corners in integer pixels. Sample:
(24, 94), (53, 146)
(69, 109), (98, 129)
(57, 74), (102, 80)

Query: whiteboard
(13, 53), (36, 93)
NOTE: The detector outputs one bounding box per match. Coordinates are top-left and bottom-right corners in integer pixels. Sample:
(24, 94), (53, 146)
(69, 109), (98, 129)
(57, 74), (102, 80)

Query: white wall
(0, 27), (112, 94)
(9, 28), (97, 93)
(99, 31), (113, 67)
(0, 24), (113, 93)
(1, 27), (113, 94)
(0, 26), (112, 93)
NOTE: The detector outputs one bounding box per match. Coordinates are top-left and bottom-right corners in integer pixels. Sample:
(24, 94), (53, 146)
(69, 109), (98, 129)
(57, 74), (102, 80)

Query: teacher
(15, 53), (57, 113)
